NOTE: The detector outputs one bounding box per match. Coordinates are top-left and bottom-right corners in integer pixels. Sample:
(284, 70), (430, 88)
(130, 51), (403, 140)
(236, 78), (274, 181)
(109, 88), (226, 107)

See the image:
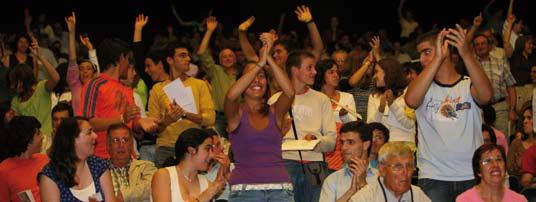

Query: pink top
(493, 127), (509, 154)
(456, 187), (527, 202)
(67, 63), (82, 115)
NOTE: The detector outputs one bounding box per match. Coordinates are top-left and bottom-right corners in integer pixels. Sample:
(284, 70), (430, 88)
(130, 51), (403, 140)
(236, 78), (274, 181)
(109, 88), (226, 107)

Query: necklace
(183, 174), (193, 183)
(178, 167), (194, 183)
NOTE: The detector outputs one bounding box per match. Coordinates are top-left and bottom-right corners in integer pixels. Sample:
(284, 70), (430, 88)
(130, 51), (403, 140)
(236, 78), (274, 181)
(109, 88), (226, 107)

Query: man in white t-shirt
(405, 26), (493, 202)
(269, 50), (336, 202)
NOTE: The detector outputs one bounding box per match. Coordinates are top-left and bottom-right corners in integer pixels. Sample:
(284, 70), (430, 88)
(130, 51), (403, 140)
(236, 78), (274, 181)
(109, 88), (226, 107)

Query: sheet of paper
(282, 139), (320, 151)
(163, 79), (198, 114)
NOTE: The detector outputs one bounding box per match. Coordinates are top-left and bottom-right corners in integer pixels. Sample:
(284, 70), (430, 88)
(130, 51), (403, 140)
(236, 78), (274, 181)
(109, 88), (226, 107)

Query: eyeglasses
(111, 137), (130, 144)
(480, 157), (504, 165)
(385, 163), (415, 172)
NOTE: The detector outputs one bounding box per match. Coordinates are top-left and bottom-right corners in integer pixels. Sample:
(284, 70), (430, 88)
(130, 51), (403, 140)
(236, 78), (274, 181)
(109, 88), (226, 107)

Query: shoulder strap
(166, 167), (180, 201)
(289, 108), (306, 174)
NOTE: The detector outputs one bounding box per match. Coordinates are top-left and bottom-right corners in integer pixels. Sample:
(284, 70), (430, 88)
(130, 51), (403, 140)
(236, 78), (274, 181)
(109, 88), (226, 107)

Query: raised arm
(80, 35), (100, 73)
(398, 0), (405, 20)
(224, 33), (272, 131)
(133, 14), (149, 43)
(295, 5), (324, 59)
(132, 14), (154, 89)
(264, 33), (295, 128)
(29, 36), (59, 91)
(238, 16), (259, 62)
(405, 29), (449, 108)
(197, 16), (218, 55)
(466, 12), (483, 45)
(348, 52), (374, 87)
(66, 12), (77, 65)
(503, 15), (515, 58)
(448, 24), (492, 105)
(507, 0), (514, 18)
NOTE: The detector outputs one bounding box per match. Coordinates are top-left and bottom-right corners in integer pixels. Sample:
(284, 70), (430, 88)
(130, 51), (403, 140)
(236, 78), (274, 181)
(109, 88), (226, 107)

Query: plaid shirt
(477, 55), (517, 103)
(109, 160), (131, 195)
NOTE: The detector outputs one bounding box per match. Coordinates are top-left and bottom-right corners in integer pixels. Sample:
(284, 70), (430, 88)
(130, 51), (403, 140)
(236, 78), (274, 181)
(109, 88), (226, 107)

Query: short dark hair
(416, 30), (438, 48)
(368, 122), (390, 142)
(146, 49), (170, 74)
(285, 50), (315, 78)
(175, 128), (211, 163)
(52, 101), (73, 117)
(5, 116), (41, 157)
(106, 123), (132, 146)
(97, 38), (130, 71)
(472, 144), (506, 184)
(340, 121), (373, 155)
(166, 42), (191, 58)
(313, 59), (337, 91)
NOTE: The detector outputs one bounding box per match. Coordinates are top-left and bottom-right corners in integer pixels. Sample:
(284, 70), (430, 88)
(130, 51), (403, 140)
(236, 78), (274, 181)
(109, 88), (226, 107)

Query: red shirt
(79, 73), (136, 158)
(521, 144), (536, 175)
(0, 154), (49, 202)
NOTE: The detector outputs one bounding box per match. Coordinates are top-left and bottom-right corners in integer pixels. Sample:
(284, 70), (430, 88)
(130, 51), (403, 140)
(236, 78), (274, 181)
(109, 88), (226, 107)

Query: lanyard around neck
(378, 177), (413, 202)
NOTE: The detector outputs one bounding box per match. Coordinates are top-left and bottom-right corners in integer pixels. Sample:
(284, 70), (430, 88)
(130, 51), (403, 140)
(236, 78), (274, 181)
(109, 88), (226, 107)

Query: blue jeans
(284, 160), (327, 202)
(229, 189), (294, 202)
(418, 178), (475, 202)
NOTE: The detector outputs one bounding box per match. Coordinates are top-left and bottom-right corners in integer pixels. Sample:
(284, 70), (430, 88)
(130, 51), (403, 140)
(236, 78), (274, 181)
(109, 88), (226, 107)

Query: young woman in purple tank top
(224, 32), (295, 202)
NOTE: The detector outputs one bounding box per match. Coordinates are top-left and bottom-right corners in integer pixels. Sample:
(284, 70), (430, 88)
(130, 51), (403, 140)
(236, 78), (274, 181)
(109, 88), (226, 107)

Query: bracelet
(306, 20), (314, 24)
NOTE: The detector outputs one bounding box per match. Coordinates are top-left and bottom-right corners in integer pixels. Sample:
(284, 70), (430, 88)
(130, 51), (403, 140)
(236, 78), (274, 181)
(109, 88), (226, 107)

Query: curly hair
(7, 64), (37, 98)
(48, 116), (87, 187)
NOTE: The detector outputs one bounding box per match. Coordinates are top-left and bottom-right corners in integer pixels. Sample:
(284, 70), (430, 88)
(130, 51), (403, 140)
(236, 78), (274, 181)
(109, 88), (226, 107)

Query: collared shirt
(477, 55), (517, 103)
(319, 163), (378, 202)
(350, 177), (431, 202)
(109, 160), (131, 195)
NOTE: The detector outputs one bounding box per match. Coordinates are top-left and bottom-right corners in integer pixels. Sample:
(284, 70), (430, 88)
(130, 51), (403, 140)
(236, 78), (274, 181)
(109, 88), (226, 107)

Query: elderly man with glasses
(350, 142), (430, 202)
(107, 123), (157, 202)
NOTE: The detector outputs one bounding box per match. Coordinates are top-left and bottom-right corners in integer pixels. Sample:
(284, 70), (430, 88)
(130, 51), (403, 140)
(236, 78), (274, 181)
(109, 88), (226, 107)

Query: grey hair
(378, 142), (413, 163)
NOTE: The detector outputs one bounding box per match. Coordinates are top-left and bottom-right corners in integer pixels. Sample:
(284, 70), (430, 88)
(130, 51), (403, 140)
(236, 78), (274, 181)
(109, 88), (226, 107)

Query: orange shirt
(79, 73), (136, 158)
(0, 154), (49, 202)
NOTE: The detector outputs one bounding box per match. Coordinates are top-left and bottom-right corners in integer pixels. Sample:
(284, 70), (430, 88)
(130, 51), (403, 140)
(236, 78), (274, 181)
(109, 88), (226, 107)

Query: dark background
(0, 0), (533, 44)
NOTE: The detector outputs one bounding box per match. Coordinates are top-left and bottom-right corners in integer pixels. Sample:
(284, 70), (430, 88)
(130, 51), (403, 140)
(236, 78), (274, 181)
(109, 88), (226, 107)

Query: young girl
(314, 59), (360, 171)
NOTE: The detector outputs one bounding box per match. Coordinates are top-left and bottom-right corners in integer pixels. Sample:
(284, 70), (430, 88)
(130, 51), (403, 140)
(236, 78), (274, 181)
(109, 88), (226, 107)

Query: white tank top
(166, 166), (209, 202)
(69, 182), (97, 202)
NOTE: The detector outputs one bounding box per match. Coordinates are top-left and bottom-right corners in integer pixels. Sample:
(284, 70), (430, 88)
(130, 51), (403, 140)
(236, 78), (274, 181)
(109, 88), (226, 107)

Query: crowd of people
(0, 0), (535, 201)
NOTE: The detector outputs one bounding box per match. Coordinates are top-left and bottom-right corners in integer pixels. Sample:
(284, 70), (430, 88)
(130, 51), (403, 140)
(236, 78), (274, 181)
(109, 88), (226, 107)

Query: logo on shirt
(426, 96), (471, 121)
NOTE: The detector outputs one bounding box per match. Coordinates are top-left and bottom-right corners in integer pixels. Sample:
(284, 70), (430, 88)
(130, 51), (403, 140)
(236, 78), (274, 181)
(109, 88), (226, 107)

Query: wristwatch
(180, 112), (187, 119)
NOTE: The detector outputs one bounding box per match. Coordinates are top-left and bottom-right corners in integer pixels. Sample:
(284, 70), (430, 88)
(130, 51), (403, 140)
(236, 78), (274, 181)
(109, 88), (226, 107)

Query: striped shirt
(79, 73), (136, 158)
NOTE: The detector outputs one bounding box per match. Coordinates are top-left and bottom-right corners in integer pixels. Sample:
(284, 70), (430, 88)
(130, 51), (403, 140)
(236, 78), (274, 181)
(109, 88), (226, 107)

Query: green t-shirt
(135, 79), (148, 108)
(11, 80), (53, 136)
(199, 53), (236, 112)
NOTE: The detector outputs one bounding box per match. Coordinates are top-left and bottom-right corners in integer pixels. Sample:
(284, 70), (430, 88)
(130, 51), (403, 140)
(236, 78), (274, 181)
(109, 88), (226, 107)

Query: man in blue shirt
(320, 121), (378, 202)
